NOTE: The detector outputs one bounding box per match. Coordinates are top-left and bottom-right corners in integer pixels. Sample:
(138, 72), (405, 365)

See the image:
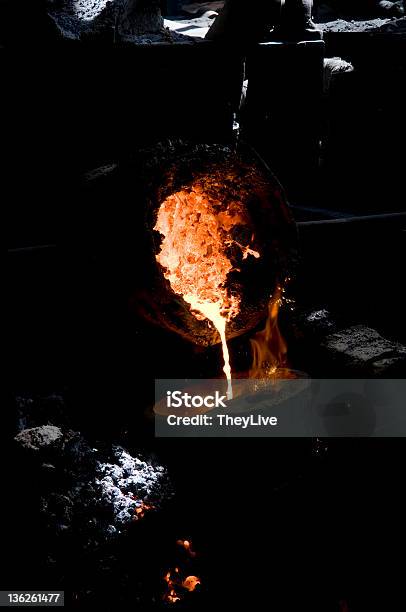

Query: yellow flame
(249, 285), (288, 378)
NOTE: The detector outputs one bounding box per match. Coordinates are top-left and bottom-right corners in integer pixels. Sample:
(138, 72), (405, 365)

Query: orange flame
(155, 186), (260, 399)
(249, 285), (288, 378)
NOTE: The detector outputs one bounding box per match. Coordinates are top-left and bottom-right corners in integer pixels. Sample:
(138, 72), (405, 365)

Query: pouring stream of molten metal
(182, 298), (233, 400)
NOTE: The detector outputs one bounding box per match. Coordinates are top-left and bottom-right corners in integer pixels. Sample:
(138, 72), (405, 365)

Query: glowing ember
(163, 539), (200, 603)
(163, 569), (181, 604)
(176, 539), (197, 557)
(155, 186), (260, 399)
(182, 576), (201, 592)
(133, 499), (153, 520)
(163, 568), (201, 603)
(163, 540), (201, 604)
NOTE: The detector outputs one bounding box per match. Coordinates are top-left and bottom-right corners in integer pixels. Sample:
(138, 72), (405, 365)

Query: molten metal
(155, 186), (260, 398)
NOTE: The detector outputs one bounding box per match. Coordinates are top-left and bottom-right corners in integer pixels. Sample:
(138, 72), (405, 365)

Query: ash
(46, 0), (193, 43)
(41, 433), (172, 542)
(13, 410), (172, 544)
(96, 446), (168, 530)
(320, 16), (406, 33)
(10, 393), (175, 605)
(72, 0), (113, 21)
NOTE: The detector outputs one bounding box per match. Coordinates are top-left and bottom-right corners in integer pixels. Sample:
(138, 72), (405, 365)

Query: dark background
(3, 7), (406, 610)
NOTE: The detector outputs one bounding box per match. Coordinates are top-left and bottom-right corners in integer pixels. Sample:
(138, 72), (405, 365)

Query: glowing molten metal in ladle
(154, 186), (259, 399)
